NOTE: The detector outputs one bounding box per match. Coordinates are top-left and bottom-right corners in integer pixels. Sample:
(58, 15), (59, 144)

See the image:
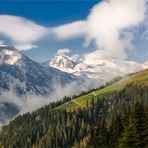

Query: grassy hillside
(0, 69), (147, 148)
(55, 69), (148, 111)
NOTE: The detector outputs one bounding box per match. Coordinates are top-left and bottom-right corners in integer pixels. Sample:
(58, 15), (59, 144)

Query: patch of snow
(48, 52), (148, 81)
(0, 49), (21, 65)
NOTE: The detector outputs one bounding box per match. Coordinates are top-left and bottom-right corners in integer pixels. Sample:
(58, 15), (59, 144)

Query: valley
(0, 69), (147, 147)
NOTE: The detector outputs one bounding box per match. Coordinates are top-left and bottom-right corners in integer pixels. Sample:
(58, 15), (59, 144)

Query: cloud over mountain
(51, 21), (86, 40)
(52, 0), (146, 59)
(57, 48), (71, 54)
(84, 0), (146, 59)
(0, 15), (48, 50)
(0, 0), (147, 60)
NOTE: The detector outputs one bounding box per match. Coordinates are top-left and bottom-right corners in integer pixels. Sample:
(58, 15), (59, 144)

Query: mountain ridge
(0, 47), (76, 95)
(47, 52), (148, 80)
(55, 69), (148, 111)
(0, 47), (78, 125)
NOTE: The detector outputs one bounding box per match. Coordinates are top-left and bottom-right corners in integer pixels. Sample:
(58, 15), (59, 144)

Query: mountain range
(0, 68), (147, 147)
(47, 52), (148, 81)
(0, 46), (77, 124)
(0, 46), (76, 96)
(0, 45), (148, 126)
(0, 45), (147, 96)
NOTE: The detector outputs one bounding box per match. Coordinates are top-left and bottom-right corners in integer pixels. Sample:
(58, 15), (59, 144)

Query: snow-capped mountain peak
(48, 52), (148, 80)
(0, 47), (77, 96)
(0, 47), (21, 65)
(49, 53), (78, 73)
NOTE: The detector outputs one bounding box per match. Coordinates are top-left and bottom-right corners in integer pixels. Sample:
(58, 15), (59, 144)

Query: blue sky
(0, 0), (147, 63)
(0, 1), (99, 62)
(0, 1), (98, 26)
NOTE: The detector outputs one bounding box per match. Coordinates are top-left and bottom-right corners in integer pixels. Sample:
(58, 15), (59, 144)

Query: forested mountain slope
(0, 70), (147, 148)
(56, 69), (148, 111)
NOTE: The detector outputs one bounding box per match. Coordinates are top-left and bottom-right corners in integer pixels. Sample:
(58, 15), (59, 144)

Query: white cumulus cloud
(51, 0), (146, 59)
(0, 15), (48, 50)
(0, 0), (147, 60)
(84, 0), (146, 59)
(57, 48), (70, 54)
(51, 21), (86, 40)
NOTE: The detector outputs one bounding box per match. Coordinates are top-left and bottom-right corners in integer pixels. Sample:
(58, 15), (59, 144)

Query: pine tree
(118, 117), (138, 147)
(132, 102), (148, 147)
(109, 115), (123, 147)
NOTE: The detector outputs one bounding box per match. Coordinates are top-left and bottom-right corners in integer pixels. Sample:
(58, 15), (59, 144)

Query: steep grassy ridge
(56, 69), (148, 111)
